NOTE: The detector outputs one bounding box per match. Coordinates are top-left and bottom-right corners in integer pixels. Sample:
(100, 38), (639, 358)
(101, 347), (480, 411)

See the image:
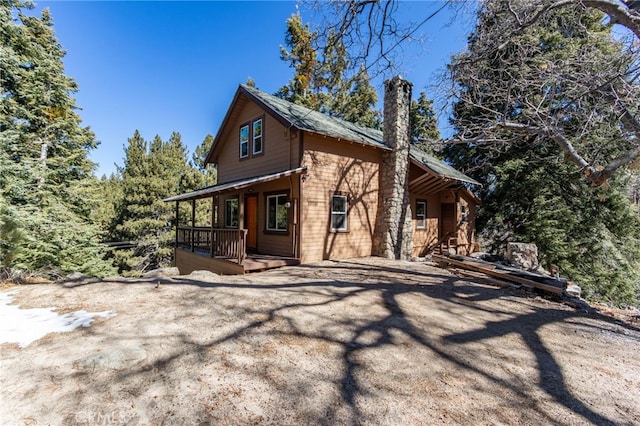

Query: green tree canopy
(445, 1), (640, 304)
(1, 1), (114, 278)
(109, 131), (210, 275)
(277, 12), (380, 128)
(410, 90), (441, 155)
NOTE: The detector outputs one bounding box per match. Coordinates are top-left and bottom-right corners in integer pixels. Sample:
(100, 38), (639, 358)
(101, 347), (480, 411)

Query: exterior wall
(456, 191), (477, 255)
(300, 134), (382, 264)
(214, 178), (300, 258)
(410, 194), (441, 257)
(216, 101), (300, 184)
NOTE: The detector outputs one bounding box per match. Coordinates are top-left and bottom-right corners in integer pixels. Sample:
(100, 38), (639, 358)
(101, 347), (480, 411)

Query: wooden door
(245, 195), (258, 251)
(440, 203), (456, 240)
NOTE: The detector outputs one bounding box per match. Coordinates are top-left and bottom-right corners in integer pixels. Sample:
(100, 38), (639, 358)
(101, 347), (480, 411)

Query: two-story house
(164, 77), (480, 274)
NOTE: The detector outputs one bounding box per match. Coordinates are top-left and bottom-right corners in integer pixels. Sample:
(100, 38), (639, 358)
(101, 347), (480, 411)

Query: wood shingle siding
(301, 134), (382, 263)
(217, 102), (299, 184)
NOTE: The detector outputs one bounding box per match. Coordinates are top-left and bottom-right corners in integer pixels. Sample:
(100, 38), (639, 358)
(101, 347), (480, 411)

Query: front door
(440, 203), (456, 240)
(245, 195), (258, 251)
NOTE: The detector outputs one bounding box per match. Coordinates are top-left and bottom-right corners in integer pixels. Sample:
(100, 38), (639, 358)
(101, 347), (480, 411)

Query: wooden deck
(175, 248), (299, 275)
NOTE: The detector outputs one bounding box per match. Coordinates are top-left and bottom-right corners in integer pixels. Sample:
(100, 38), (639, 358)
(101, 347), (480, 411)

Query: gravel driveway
(1, 258), (639, 425)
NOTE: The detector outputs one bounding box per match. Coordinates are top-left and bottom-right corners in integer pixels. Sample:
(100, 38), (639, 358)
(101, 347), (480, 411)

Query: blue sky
(33, 1), (474, 177)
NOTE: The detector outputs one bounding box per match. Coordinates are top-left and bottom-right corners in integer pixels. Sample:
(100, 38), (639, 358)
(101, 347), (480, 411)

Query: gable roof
(206, 84), (480, 186)
(240, 84), (388, 150)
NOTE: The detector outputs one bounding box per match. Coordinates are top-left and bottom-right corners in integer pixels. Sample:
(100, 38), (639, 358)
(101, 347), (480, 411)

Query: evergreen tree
(94, 173), (123, 242)
(410, 90), (440, 155)
(277, 13), (322, 110)
(330, 65), (380, 129)
(277, 13), (380, 128)
(112, 131), (202, 275)
(446, 2), (640, 304)
(0, 1), (114, 278)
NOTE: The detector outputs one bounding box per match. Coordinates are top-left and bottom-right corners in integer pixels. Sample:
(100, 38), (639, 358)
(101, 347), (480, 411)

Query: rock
(565, 283), (582, 298)
(507, 242), (540, 272)
(61, 272), (100, 287)
(142, 267), (180, 278)
(470, 252), (504, 263)
(186, 270), (219, 281)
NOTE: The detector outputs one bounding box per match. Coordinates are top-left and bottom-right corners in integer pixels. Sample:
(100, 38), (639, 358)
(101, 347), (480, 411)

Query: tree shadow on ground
(67, 260), (638, 424)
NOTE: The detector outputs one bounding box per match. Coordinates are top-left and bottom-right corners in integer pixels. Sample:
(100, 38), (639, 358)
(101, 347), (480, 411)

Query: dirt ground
(1, 258), (639, 425)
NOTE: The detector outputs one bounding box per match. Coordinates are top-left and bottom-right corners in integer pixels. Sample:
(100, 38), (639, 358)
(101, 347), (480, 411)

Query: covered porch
(174, 227), (299, 274)
(164, 167), (306, 275)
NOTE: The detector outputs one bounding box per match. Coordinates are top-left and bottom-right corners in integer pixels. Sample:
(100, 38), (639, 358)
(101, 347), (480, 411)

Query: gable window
(239, 117), (264, 159)
(225, 198), (239, 228)
(331, 195), (348, 232)
(239, 125), (249, 158)
(252, 118), (263, 155)
(416, 200), (426, 229)
(266, 193), (288, 231)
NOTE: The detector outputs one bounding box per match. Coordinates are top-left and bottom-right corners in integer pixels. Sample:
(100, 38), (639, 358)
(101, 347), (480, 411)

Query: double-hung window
(239, 125), (249, 159)
(416, 200), (426, 229)
(239, 117), (264, 159)
(331, 195), (348, 232)
(225, 198), (239, 228)
(266, 193), (288, 231)
(252, 119), (263, 155)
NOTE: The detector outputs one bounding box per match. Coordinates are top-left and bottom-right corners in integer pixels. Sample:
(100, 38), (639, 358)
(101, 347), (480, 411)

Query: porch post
(174, 201), (179, 249)
(190, 199), (196, 252)
(214, 195), (217, 257)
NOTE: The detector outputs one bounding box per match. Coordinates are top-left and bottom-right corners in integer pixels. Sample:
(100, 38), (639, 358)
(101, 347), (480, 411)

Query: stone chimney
(373, 76), (413, 259)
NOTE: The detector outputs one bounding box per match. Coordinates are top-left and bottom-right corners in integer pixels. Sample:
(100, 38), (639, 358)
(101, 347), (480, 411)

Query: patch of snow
(0, 291), (116, 348)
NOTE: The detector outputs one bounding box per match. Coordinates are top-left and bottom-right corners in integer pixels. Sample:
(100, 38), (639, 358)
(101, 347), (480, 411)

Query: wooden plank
(445, 253), (569, 287)
(434, 254), (564, 295)
(451, 268), (526, 290)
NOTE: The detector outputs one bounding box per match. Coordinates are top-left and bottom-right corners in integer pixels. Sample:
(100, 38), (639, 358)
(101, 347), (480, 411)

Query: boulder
(186, 270), (219, 281)
(142, 267), (180, 278)
(565, 283), (582, 298)
(61, 272), (100, 287)
(507, 243), (541, 272)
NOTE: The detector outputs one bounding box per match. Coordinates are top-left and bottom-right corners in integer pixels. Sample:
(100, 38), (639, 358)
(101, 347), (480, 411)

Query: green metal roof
(241, 85), (388, 150)
(163, 166), (308, 202)
(241, 84), (480, 186)
(409, 148), (481, 186)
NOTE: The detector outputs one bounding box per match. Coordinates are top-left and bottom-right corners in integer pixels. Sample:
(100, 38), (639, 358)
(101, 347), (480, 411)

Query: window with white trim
(225, 198), (239, 228)
(239, 125), (249, 158)
(253, 118), (263, 155)
(416, 200), (426, 229)
(331, 195), (348, 231)
(266, 194), (288, 231)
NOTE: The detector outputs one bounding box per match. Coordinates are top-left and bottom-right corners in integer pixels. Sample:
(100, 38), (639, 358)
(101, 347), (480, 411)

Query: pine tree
(112, 131), (204, 275)
(446, 2), (640, 304)
(277, 13), (380, 128)
(410, 91), (440, 155)
(277, 13), (322, 110)
(1, 1), (114, 278)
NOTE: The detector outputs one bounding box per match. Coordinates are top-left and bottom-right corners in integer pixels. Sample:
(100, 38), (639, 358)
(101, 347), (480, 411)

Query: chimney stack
(373, 76), (413, 259)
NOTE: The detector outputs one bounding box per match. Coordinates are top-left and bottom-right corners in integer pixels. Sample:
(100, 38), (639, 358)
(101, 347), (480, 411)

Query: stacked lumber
(433, 253), (568, 295)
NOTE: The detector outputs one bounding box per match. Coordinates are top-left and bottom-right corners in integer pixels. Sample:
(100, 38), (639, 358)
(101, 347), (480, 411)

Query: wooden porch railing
(176, 226), (247, 263)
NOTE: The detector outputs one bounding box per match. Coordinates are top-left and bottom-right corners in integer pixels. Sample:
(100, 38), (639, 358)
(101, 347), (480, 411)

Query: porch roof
(163, 166), (308, 202)
(409, 149), (481, 186)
